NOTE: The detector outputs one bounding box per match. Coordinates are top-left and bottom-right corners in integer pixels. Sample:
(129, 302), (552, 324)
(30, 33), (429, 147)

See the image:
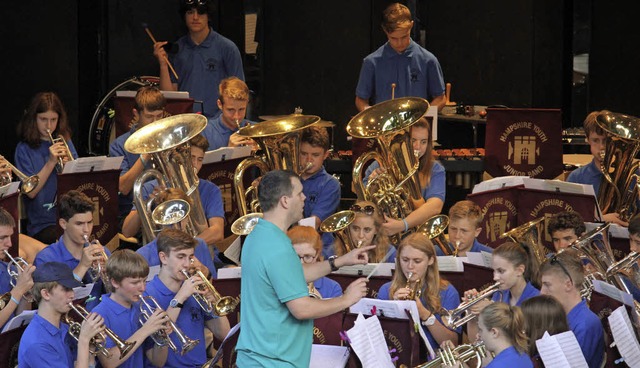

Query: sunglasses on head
(185, 0), (208, 5)
(350, 204), (375, 216)
(548, 254), (573, 285)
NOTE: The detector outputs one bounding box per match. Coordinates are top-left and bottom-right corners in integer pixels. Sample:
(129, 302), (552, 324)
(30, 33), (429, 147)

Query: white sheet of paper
(310, 345), (350, 368)
(73, 283), (95, 300)
(609, 306), (640, 368)
(224, 236), (242, 266)
(203, 146), (252, 164)
(536, 331), (588, 368)
(346, 314), (395, 368)
(147, 265), (161, 281)
(218, 267), (242, 279)
(472, 176), (527, 194)
(0, 181), (20, 198)
(298, 217), (316, 228)
(436, 256), (464, 272)
(62, 156), (123, 173)
(1, 309), (36, 333)
(592, 279), (633, 305)
(333, 263), (394, 277)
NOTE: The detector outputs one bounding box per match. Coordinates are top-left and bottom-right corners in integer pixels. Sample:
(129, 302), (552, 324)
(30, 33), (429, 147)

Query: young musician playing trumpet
(333, 201), (395, 263)
(18, 262), (105, 368)
(15, 92), (78, 244)
(365, 117), (445, 238)
(92, 249), (170, 368)
(144, 228), (229, 367)
(34, 190), (111, 311)
(378, 233), (460, 350)
(436, 200), (493, 256)
(287, 225), (343, 299)
(0, 207), (35, 329)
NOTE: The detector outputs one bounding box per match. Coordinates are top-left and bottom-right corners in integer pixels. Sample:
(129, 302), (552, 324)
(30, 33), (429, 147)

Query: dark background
(1, 0), (637, 160)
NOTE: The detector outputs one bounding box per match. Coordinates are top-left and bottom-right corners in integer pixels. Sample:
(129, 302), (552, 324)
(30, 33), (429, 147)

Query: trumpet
(3, 250), (34, 303)
(442, 282), (501, 329)
(138, 295), (199, 355)
(65, 302), (135, 359)
(46, 129), (74, 173)
(83, 235), (108, 283)
(181, 268), (239, 316)
(404, 272), (423, 300)
(0, 157), (39, 194)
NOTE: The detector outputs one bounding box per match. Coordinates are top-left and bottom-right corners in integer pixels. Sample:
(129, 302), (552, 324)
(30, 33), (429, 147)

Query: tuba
(0, 157), (39, 194)
(595, 111), (640, 222)
(500, 216), (548, 264)
(348, 98), (430, 244)
(233, 114), (320, 216)
(47, 129), (75, 173)
(416, 215), (454, 255)
(124, 114), (209, 243)
(319, 210), (357, 254)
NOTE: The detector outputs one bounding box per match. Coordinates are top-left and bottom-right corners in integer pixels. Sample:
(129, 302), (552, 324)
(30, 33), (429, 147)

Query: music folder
(61, 156), (123, 174)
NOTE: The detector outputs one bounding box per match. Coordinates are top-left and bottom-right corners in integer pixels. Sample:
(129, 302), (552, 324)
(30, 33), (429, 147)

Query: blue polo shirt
(92, 294), (153, 368)
(568, 300), (604, 368)
(136, 237), (217, 279)
(144, 275), (214, 367)
(435, 239), (493, 257)
(170, 28), (245, 118)
(486, 346), (533, 368)
(18, 313), (75, 368)
(33, 237), (112, 311)
(301, 167), (341, 258)
(109, 127), (143, 217)
(492, 281), (539, 306)
(355, 40), (445, 104)
(378, 281), (461, 350)
(201, 116), (240, 151)
(236, 219), (312, 367)
(566, 159), (602, 194)
(364, 161), (446, 203)
(314, 277), (342, 299)
(15, 140), (79, 236)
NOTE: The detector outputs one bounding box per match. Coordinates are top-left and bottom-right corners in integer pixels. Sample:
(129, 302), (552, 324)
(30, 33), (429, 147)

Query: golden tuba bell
(416, 215), (455, 255)
(47, 129), (75, 173)
(0, 157), (39, 194)
(124, 114), (209, 243)
(595, 111), (640, 222)
(500, 216), (548, 264)
(319, 210), (357, 254)
(233, 114), (320, 216)
(348, 98), (430, 244)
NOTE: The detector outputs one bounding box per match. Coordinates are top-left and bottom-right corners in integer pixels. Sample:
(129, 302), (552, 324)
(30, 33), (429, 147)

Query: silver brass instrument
(181, 268), (239, 316)
(234, 114), (321, 216)
(595, 111), (640, 222)
(416, 215), (454, 255)
(442, 282), (501, 329)
(83, 235), (108, 283)
(124, 114), (209, 243)
(408, 342), (488, 368)
(3, 250), (34, 303)
(319, 210), (357, 254)
(348, 97), (430, 244)
(138, 295), (199, 355)
(65, 302), (135, 359)
(230, 212), (263, 236)
(500, 216), (547, 264)
(47, 129), (74, 173)
(0, 157), (39, 193)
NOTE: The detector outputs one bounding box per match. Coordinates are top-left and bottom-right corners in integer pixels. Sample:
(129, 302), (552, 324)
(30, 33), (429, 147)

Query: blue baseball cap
(33, 262), (83, 289)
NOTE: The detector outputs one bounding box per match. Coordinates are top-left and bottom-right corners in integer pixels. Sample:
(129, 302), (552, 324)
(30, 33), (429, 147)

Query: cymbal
(259, 114), (335, 128)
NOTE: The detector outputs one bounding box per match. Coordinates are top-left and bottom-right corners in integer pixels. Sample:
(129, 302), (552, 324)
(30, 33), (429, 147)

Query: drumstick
(366, 247), (396, 281)
(143, 24), (179, 80)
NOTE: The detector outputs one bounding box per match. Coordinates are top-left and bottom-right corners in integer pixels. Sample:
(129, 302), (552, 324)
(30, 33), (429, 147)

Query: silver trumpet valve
(138, 295), (199, 355)
(83, 235), (108, 283)
(443, 282), (502, 329)
(3, 250), (34, 303)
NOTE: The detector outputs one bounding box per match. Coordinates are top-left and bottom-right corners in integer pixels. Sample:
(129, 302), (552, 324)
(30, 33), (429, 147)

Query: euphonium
(416, 215), (455, 255)
(180, 268), (239, 316)
(0, 157), (39, 193)
(3, 250), (34, 303)
(47, 129), (74, 173)
(319, 210), (357, 254)
(500, 216), (547, 264)
(230, 212), (263, 236)
(442, 282), (501, 329)
(348, 97), (430, 244)
(408, 342), (488, 368)
(124, 114), (210, 243)
(83, 235), (108, 283)
(138, 295), (199, 355)
(595, 111), (640, 222)
(233, 114), (321, 216)
(65, 302), (135, 359)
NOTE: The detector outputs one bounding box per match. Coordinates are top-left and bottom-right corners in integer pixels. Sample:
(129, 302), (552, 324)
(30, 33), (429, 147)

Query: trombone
(138, 295), (199, 355)
(46, 129), (74, 173)
(65, 302), (135, 359)
(442, 282), (501, 329)
(83, 235), (108, 283)
(4, 250), (34, 302)
(180, 268), (239, 316)
(0, 157), (39, 194)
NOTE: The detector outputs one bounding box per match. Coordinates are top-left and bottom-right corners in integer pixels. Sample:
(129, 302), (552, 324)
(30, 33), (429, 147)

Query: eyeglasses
(185, 0), (208, 5)
(350, 204), (375, 216)
(548, 254), (573, 285)
(299, 254), (317, 264)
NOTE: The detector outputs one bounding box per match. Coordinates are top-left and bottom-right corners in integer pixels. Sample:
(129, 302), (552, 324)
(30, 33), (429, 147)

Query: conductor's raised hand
(337, 245), (376, 267)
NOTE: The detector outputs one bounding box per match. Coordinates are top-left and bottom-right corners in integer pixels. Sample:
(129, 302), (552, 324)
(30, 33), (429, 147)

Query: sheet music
(0, 181), (20, 198)
(554, 331), (590, 367)
(471, 176), (526, 194)
(464, 251), (493, 268)
(218, 267), (241, 279)
(62, 156), (123, 174)
(524, 178), (595, 197)
(202, 146), (252, 164)
(592, 279), (633, 305)
(536, 331), (588, 368)
(436, 256), (464, 272)
(310, 345), (349, 368)
(1, 310), (36, 333)
(609, 306), (640, 368)
(73, 282), (94, 300)
(346, 314), (395, 368)
(333, 263), (394, 277)
(224, 236), (242, 266)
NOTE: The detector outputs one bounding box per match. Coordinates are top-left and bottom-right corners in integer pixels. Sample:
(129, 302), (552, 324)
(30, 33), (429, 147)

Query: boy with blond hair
(436, 200), (493, 256)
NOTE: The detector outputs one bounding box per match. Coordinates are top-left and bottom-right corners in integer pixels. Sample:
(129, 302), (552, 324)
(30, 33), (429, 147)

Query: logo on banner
(499, 121), (549, 177)
(482, 197), (518, 242)
(76, 182), (111, 239)
(529, 199), (575, 242)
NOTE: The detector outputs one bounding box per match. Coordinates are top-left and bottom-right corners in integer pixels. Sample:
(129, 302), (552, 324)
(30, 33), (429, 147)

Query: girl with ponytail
(477, 303), (532, 367)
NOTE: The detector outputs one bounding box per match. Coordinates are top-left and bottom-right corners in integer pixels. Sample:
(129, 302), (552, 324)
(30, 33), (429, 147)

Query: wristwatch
(421, 314), (436, 326)
(328, 255), (339, 272)
(169, 298), (184, 309)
